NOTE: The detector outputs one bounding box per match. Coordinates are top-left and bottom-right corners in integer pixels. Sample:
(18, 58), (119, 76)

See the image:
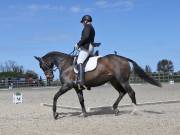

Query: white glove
(74, 44), (79, 50)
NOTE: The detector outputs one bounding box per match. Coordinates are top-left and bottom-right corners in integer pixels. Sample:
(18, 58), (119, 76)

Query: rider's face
(82, 20), (89, 26)
(82, 21), (86, 26)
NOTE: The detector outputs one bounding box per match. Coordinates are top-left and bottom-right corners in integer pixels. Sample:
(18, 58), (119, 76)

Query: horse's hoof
(79, 112), (88, 118)
(53, 112), (59, 120)
(114, 109), (120, 116)
(131, 110), (139, 115)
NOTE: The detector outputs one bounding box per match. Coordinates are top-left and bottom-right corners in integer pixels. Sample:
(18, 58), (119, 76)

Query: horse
(34, 51), (161, 119)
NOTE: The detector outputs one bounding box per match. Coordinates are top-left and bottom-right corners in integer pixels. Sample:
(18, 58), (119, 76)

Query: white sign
(13, 93), (23, 104)
(169, 80), (175, 85)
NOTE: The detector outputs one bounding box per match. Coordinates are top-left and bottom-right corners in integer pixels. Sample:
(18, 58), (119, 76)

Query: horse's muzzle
(46, 74), (54, 81)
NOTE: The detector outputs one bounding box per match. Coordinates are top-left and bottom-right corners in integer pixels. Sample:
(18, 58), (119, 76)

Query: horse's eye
(43, 66), (49, 70)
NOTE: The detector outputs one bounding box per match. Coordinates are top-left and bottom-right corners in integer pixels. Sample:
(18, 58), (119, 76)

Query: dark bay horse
(35, 51), (161, 119)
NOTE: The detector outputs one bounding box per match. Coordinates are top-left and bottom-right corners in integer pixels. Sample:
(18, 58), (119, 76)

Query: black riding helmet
(80, 15), (92, 23)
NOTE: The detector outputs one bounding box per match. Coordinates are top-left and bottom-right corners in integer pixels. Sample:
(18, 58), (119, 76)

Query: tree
(0, 60), (39, 80)
(157, 59), (174, 73)
(145, 65), (152, 74)
(0, 72), (24, 79)
(0, 64), (5, 72)
(0, 60), (24, 73)
(25, 70), (38, 79)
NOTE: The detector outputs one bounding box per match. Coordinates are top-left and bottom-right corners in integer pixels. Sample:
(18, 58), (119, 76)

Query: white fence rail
(0, 79), (60, 89)
(0, 74), (180, 89)
(130, 73), (180, 83)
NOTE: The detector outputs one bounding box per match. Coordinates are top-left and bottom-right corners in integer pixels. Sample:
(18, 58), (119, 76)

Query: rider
(74, 15), (95, 86)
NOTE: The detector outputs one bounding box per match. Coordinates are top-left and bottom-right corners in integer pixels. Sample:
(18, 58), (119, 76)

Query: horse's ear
(34, 56), (42, 63)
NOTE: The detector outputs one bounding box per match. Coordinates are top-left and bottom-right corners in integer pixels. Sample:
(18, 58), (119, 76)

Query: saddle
(73, 50), (101, 73)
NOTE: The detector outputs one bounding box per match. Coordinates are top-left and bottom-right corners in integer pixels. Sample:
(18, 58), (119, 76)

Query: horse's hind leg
(121, 82), (138, 114)
(110, 80), (126, 116)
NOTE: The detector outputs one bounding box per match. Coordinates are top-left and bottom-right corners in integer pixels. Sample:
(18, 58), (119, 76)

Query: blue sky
(0, 0), (180, 79)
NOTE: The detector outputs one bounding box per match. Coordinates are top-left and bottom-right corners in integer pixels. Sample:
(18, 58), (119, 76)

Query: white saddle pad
(74, 56), (101, 73)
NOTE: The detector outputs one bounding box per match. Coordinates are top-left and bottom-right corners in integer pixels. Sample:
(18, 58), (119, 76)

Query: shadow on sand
(55, 108), (165, 119)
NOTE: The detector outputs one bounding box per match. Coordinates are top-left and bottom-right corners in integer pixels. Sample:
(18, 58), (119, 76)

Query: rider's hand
(74, 44), (79, 50)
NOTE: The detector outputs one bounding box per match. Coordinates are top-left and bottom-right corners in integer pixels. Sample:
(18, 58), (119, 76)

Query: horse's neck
(53, 55), (73, 71)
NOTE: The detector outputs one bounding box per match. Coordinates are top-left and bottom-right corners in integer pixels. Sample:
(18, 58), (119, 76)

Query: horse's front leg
(53, 85), (71, 120)
(75, 88), (88, 117)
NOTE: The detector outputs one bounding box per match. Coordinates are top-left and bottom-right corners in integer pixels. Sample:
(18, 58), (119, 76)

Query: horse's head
(34, 56), (54, 81)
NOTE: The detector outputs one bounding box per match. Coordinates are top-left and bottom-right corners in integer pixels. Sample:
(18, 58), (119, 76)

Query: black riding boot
(77, 63), (85, 86)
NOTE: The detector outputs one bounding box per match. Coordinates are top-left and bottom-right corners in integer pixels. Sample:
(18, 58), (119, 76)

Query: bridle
(41, 59), (58, 72)
(41, 48), (79, 73)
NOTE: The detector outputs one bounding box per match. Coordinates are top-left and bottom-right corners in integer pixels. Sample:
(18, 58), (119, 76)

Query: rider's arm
(77, 25), (91, 47)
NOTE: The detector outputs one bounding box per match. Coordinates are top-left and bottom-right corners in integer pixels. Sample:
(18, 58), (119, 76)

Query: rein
(42, 49), (78, 73)
(69, 47), (76, 55)
(69, 47), (79, 57)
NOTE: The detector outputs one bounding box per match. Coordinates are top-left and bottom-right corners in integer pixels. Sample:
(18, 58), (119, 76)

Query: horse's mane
(42, 51), (72, 59)
(42, 51), (74, 66)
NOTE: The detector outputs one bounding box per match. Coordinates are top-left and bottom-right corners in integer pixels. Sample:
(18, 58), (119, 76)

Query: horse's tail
(118, 55), (162, 87)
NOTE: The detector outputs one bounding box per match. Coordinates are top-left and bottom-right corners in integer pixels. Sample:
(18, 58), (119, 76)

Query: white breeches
(77, 44), (94, 64)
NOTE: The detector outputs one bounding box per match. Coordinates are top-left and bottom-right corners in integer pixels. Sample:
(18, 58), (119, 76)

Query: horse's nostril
(46, 75), (51, 79)
(46, 74), (53, 80)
